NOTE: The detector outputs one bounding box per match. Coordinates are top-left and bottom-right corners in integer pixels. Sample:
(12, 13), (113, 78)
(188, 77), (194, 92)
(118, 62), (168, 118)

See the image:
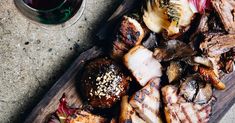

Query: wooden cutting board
(24, 46), (235, 123)
(24, 0), (235, 122)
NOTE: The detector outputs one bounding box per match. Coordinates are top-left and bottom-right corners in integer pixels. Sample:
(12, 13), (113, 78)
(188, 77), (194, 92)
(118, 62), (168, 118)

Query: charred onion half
(143, 0), (195, 36)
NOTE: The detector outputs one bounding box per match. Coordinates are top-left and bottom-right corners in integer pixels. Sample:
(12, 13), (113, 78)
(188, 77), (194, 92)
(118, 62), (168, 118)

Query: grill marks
(166, 103), (211, 123)
(111, 16), (145, 59)
(162, 85), (212, 123)
(211, 0), (235, 33)
(130, 78), (162, 123)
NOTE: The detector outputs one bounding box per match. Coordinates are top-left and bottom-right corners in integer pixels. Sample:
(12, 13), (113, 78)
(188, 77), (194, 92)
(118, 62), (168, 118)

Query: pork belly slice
(70, 110), (107, 123)
(200, 34), (235, 57)
(162, 84), (212, 123)
(111, 16), (145, 59)
(164, 103), (211, 123)
(119, 96), (145, 123)
(130, 78), (162, 123)
(212, 0), (235, 33)
(124, 45), (162, 86)
(162, 85), (187, 105)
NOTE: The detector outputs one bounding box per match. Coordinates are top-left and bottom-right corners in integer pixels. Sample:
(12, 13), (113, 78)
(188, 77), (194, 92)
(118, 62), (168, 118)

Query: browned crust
(212, 0), (235, 33)
(200, 34), (235, 56)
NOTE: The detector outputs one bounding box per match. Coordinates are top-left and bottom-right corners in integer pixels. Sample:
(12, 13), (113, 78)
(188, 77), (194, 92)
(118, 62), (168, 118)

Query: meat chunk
(130, 78), (162, 123)
(164, 103), (211, 123)
(162, 85), (180, 105)
(111, 16), (145, 59)
(124, 45), (162, 86)
(162, 83), (212, 123)
(200, 34), (235, 57)
(161, 85), (186, 105)
(80, 57), (130, 108)
(119, 96), (145, 123)
(70, 110), (107, 123)
(212, 0), (235, 33)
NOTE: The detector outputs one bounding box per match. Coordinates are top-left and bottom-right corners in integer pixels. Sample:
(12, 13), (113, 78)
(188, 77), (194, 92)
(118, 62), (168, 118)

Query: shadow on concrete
(11, 1), (122, 122)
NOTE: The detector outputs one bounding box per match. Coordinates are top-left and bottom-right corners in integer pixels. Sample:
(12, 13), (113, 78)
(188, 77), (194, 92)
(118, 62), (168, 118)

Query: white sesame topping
(92, 69), (123, 98)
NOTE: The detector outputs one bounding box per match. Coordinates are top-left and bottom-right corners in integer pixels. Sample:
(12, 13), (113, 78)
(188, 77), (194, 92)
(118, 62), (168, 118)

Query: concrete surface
(0, 0), (121, 122)
(0, 0), (234, 123)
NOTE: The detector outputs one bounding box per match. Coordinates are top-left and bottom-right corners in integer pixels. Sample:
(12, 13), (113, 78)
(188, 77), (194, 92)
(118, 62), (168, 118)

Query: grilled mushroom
(194, 83), (213, 104)
(166, 61), (184, 83)
(179, 76), (198, 102)
(193, 56), (213, 68)
(153, 40), (195, 61)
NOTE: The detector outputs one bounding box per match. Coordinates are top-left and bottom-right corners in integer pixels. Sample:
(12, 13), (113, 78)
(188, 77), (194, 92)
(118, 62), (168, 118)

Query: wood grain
(24, 46), (103, 123)
(210, 71), (235, 123)
(24, 0), (235, 122)
(24, 45), (235, 123)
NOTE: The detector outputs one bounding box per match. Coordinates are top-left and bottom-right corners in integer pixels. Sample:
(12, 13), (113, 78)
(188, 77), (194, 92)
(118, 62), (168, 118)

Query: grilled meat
(111, 16), (146, 59)
(119, 96), (133, 123)
(200, 34), (235, 57)
(161, 81), (212, 123)
(130, 78), (162, 123)
(162, 85), (186, 104)
(70, 110), (107, 123)
(212, 0), (235, 34)
(124, 45), (162, 86)
(219, 50), (235, 73)
(164, 102), (211, 123)
(162, 84), (212, 123)
(80, 57), (130, 108)
(119, 96), (145, 123)
(197, 14), (209, 33)
(162, 82), (212, 123)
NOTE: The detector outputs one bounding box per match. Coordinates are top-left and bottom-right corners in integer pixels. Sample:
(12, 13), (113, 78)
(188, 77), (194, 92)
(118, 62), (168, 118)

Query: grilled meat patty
(80, 57), (130, 108)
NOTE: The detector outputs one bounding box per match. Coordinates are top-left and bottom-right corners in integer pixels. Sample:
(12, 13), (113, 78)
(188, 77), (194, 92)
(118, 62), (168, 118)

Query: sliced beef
(212, 0), (235, 33)
(200, 34), (235, 56)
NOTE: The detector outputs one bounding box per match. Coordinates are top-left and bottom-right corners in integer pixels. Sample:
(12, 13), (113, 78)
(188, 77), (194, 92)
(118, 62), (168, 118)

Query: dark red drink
(23, 0), (66, 10)
(15, 0), (84, 24)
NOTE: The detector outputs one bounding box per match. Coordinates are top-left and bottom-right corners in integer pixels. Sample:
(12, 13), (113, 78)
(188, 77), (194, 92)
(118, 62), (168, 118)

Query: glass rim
(14, 0), (86, 30)
(19, 0), (68, 12)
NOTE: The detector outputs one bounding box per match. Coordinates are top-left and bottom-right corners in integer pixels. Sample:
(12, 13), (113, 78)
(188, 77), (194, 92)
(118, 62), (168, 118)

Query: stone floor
(0, 0), (234, 123)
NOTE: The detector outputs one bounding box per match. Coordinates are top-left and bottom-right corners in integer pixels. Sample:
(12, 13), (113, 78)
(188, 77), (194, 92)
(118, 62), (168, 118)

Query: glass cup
(14, 0), (86, 30)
